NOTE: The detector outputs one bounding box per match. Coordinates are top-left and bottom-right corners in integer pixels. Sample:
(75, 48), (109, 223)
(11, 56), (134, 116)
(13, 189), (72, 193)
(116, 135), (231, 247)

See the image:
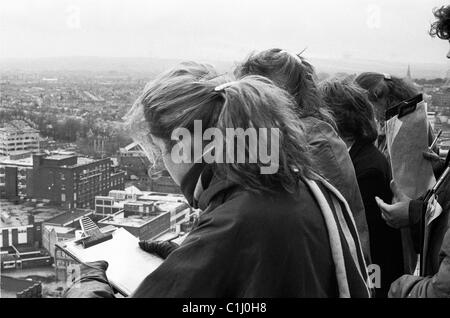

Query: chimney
(32, 154), (45, 169)
(28, 213), (35, 225)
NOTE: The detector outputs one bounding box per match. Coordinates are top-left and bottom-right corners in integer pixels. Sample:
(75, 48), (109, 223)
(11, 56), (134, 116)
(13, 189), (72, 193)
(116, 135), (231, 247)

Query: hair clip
(279, 50), (303, 65)
(214, 81), (238, 92)
(383, 73), (392, 80)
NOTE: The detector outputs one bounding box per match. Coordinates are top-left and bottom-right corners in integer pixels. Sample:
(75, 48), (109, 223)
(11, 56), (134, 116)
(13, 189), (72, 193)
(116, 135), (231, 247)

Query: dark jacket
(349, 139), (404, 298)
(302, 116), (371, 264)
(65, 164), (370, 298)
(389, 173), (450, 297)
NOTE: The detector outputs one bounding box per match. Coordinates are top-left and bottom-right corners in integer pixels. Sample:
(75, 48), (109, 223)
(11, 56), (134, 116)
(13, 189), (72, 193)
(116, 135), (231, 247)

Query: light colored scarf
(304, 177), (371, 298)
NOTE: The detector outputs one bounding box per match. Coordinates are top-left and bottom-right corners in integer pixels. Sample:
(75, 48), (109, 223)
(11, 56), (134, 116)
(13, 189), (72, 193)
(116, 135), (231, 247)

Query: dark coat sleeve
(356, 168), (403, 297)
(64, 261), (116, 298)
(408, 199), (425, 254)
(389, 225), (450, 298)
(131, 205), (242, 298)
(356, 168), (393, 247)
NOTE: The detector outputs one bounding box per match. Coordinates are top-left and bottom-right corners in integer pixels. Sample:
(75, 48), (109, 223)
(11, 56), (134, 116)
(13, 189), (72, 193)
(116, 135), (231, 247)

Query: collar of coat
(180, 163), (236, 210)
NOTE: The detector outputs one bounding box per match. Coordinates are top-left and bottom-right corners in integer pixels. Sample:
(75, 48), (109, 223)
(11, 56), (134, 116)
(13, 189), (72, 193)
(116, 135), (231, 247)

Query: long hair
(234, 48), (337, 130)
(354, 72), (418, 121)
(430, 5), (450, 40)
(319, 79), (377, 143)
(125, 61), (316, 194)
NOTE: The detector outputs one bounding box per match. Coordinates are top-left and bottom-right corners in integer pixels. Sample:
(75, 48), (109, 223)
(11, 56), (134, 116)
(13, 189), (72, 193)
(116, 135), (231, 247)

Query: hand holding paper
(376, 181), (412, 229)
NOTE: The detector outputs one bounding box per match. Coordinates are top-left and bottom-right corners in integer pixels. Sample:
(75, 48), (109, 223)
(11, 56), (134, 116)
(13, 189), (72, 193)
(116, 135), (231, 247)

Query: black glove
(138, 240), (179, 259)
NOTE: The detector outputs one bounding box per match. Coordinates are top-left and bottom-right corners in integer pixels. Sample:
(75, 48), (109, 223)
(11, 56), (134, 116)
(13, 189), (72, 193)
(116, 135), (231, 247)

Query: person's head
(429, 5), (450, 58)
(125, 61), (316, 194)
(354, 72), (418, 123)
(234, 48), (336, 129)
(319, 79), (377, 145)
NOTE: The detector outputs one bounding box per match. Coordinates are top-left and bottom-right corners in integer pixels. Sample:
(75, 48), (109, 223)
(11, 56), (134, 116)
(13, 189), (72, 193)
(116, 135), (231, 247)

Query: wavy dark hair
(319, 79), (377, 143)
(430, 5), (450, 40)
(234, 48), (337, 130)
(354, 72), (418, 122)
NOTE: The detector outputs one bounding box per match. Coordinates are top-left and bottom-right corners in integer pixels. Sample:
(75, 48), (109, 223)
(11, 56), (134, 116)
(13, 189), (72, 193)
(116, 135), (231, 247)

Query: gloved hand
(138, 240), (179, 259)
(63, 260), (115, 298)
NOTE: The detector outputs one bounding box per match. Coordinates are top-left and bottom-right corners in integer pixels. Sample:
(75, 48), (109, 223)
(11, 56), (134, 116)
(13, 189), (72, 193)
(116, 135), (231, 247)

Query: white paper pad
(57, 227), (164, 296)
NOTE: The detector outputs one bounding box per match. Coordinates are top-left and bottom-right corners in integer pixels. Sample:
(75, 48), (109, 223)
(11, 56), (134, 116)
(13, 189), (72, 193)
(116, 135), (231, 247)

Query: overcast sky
(1, 0), (449, 64)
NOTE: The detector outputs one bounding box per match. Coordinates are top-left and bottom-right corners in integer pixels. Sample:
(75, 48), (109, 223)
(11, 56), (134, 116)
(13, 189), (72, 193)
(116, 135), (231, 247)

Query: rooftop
(45, 154), (74, 161)
(98, 211), (169, 229)
(0, 156), (33, 167)
(43, 225), (76, 235)
(72, 157), (96, 166)
(43, 209), (94, 227)
(0, 200), (78, 228)
(0, 120), (39, 133)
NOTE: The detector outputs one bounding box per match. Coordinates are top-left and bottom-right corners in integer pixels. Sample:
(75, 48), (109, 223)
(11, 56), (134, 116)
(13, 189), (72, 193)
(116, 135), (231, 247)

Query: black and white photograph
(1, 0), (450, 305)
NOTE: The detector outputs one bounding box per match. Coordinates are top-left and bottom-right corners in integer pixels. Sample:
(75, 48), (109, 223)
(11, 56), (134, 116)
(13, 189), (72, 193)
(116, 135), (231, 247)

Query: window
(61, 193), (66, 202)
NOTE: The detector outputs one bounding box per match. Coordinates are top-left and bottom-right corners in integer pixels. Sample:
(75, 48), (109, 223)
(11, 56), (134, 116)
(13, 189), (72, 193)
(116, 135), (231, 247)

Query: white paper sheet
(385, 100), (436, 274)
(57, 227), (164, 296)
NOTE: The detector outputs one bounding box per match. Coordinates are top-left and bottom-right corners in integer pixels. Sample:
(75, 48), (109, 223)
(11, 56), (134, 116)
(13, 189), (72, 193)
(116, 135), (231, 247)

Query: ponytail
(213, 75), (316, 193)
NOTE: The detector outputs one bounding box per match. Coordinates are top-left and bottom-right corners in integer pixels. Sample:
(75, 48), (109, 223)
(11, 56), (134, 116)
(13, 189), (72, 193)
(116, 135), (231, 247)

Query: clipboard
(417, 150), (450, 275)
(385, 93), (435, 274)
(57, 227), (164, 296)
(385, 94), (423, 121)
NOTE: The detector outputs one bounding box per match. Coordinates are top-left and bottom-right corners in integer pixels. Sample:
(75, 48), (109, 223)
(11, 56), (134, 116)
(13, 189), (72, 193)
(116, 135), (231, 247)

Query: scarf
(304, 176), (371, 297)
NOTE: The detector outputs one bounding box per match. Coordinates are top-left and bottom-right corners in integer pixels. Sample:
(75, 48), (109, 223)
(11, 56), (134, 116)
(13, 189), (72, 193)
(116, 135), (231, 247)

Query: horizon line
(0, 55), (448, 66)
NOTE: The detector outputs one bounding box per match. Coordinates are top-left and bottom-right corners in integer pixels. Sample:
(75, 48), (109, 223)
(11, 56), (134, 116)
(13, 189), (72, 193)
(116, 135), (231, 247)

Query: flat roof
(45, 154), (75, 160)
(43, 209), (94, 226)
(0, 120), (39, 133)
(42, 225), (76, 234)
(75, 157), (96, 165)
(0, 200), (66, 228)
(0, 156), (33, 167)
(99, 211), (169, 228)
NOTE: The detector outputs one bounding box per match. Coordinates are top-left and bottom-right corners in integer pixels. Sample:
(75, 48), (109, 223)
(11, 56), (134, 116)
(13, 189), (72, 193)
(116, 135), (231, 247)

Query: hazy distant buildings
(432, 86), (450, 109)
(0, 120), (40, 156)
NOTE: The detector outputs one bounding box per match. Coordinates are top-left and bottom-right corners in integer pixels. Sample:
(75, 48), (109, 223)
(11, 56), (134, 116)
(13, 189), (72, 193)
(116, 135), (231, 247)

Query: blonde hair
(125, 61), (316, 194)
